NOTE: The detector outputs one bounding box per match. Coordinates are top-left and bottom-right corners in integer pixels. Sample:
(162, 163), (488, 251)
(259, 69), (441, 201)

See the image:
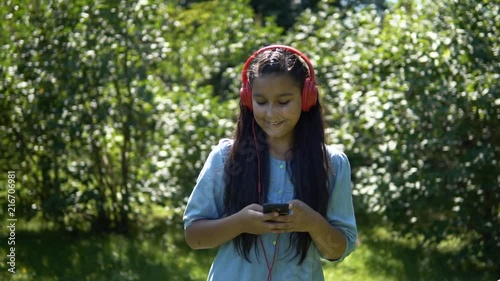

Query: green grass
(0, 216), (494, 281)
(324, 227), (493, 281)
(0, 216), (216, 281)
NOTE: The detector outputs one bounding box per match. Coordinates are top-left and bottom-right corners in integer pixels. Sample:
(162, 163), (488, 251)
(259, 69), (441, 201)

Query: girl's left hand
(269, 199), (320, 233)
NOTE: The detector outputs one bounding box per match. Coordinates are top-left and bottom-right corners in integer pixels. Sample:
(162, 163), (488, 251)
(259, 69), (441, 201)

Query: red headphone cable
(253, 120), (280, 281)
(259, 233), (280, 281)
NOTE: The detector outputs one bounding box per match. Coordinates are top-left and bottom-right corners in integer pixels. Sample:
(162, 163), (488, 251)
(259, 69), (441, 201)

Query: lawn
(0, 216), (492, 281)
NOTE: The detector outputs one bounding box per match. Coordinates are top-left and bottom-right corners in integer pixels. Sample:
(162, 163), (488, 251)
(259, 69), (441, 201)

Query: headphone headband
(240, 45), (316, 84)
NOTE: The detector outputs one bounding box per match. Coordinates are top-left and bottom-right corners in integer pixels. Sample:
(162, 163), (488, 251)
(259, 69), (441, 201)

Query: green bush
(0, 0), (280, 231)
(287, 0), (499, 272)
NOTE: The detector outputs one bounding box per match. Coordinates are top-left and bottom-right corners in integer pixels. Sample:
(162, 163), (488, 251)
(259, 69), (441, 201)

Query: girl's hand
(269, 199), (319, 233)
(236, 204), (280, 235)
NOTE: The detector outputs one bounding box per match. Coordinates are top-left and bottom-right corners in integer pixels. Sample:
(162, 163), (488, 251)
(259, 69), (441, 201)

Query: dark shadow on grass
(0, 220), (217, 281)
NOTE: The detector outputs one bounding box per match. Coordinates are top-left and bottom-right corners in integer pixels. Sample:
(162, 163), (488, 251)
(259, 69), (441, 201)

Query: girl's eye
(254, 100), (290, 106)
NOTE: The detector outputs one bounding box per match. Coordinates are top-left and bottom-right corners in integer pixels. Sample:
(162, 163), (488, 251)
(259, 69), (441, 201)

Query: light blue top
(183, 138), (357, 281)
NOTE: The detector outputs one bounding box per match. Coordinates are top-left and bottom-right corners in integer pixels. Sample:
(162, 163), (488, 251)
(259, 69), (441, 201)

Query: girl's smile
(266, 120), (284, 126)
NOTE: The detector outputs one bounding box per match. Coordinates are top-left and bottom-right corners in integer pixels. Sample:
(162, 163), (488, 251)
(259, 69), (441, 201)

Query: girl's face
(251, 74), (302, 145)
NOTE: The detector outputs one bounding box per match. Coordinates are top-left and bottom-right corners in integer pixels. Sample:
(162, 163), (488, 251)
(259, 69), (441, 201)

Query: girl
(183, 45), (357, 281)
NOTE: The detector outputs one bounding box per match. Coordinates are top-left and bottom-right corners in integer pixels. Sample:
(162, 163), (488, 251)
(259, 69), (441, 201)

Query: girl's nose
(265, 104), (278, 119)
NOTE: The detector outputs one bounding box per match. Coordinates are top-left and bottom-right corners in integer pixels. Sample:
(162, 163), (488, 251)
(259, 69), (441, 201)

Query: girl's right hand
(236, 204), (279, 235)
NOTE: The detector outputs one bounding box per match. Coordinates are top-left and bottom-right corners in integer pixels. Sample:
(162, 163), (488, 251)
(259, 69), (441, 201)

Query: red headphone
(240, 45), (318, 112)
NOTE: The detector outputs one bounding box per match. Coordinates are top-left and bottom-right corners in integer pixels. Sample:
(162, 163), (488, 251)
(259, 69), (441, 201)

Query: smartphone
(263, 203), (289, 215)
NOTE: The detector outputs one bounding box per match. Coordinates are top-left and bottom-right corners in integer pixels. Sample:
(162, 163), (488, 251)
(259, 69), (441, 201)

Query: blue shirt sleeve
(324, 147), (358, 263)
(183, 139), (232, 229)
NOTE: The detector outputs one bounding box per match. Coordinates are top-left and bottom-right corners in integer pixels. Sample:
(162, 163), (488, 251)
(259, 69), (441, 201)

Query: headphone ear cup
(301, 78), (318, 111)
(240, 82), (253, 111)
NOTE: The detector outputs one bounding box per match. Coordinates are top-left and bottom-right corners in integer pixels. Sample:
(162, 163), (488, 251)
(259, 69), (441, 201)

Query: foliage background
(0, 0), (498, 280)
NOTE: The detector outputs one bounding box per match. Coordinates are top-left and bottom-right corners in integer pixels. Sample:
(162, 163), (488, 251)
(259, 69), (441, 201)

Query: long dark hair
(224, 47), (331, 264)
